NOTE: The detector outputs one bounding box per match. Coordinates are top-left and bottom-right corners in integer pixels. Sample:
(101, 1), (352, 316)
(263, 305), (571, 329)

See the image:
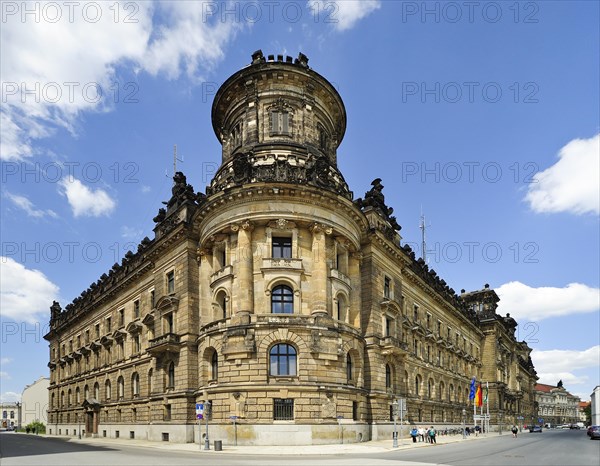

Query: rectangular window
(272, 237), (292, 259)
(271, 111), (290, 135)
(385, 317), (392, 337)
(164, 404), (171, 421)
(85, 330), (90, 344)
(437, 320), (442, 336)
(413, 305), (419, 323)
(134, 300), (140, 319)
(426, 314), (431, 329)
(166, 271), (175, 294)
(273, 398), (294, 420)
(134, 335), (140, 354)
(352, 401), (358, 421)
(384, 276), (391, 299)
(118, 309), (124, 327)
(95, 324), (100, 339)
(106, 317), (112, 333)
(150, 289), (155, 308)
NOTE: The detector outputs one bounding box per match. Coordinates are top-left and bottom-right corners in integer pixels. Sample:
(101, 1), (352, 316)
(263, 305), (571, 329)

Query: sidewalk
(33, 430), (512, 456)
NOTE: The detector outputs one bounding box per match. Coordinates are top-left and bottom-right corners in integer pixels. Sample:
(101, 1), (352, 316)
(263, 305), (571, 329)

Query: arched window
(51, 393), (55, 409)
(269, 343), (297, 376)
(132, 372), (140, 397)
(427, 379), (433, 399)
(415, 375), (421, 396)
(68, 389), (72, 406)
(346, 352), (353, 382)
(117, 376), (124, 399)
(449, 384), (454, 402)
(216, 290), (228, 319)
(385, 364), (392, 389)
(271, 285), (293, 314)
(336, 294), (347, 322)
(105, 380), (111, 400)
(211, 351), (218, 380)
(168, 361), (175, 388)
(75, 387), (80, 404)
(84, 384), (89, 400)
(60, 391), (65, 408)
(439, 382), (445, 401)
(148, 368), (153, 395)
(94, 382), (100, 400)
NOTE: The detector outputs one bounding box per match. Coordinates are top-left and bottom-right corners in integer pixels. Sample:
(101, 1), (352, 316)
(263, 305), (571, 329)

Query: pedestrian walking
(418, 426), (425, 442)
(410, 426), (418, 443)
(429, 426), (437, 444)
(512, 425), (518, 438)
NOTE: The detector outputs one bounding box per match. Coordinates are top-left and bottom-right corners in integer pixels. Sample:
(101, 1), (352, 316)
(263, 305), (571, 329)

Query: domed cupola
(207, 50), (352, 199)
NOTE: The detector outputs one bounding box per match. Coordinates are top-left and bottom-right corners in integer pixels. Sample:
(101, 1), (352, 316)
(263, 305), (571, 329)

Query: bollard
(214, 440), (222, 451)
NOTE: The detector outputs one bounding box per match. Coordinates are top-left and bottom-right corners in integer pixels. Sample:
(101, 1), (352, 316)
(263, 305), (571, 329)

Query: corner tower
(208, 50), (351, 198)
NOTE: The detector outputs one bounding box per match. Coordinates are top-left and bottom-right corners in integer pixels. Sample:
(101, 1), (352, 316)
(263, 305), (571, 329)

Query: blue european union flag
(469, 377), (476, 400)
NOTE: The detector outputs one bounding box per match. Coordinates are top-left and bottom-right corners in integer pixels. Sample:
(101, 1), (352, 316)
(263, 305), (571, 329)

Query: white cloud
(0, 372), (10, 379)
(58, 176), (116, 217)
(525, 133), (600, 215)
(308, 0), (381, 31)
(121, 226), (143, 240)
(532, 346), (600, 391)
(532, 346), (600, 373)
(1, 1), (242, 161)
(496, 281), (599, 321)
(0, 391), (21, 403)
(5, 191), (58, 219)
(0, 257), (59, 323)
(0, 358), (12, 365)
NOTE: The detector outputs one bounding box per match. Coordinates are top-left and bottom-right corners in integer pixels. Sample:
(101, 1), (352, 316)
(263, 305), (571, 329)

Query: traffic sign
(196, 403), (204, 419)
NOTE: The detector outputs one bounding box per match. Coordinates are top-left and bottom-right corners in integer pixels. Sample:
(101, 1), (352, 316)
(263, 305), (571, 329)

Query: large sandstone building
(44, 51), (537, 445)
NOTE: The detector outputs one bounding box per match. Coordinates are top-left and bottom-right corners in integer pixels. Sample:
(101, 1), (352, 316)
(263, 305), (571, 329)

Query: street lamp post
(78, 413), (81, 439)
(462, 409), (466, 439)
(392, 401), (398, 448)
(203, 401), (211, 450)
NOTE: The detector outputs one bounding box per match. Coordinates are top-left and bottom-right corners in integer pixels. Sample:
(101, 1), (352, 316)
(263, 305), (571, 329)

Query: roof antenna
(167, 144), (184, 184)
(419, 207), (431, 263)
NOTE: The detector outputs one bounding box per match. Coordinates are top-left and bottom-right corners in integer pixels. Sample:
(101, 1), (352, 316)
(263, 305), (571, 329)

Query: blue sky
(1, 1), (598, 403)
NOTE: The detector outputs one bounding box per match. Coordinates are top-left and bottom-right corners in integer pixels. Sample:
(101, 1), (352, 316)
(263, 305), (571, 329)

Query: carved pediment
(112, 329), (127, 341)
(142, 311), (155, 326)
(156, 295), (179, 314)
(126, 320), (143, 334)
(100, 335), (113, 347)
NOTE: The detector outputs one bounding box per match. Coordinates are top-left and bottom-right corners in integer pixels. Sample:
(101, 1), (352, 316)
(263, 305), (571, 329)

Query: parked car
(587, 426), (597, 436)
(530, 425), (543, 433)
(589, 426), (600, 440)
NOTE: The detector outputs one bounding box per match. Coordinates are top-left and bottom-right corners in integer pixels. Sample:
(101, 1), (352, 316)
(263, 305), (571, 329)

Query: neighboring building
(579, 401), (590, 424)
(535, 382), (581, 426)
(0, 402), (20, 429)
(44, 51), (537, 445)
(591, 386), (600, 426)
(21, 376), (50, 427)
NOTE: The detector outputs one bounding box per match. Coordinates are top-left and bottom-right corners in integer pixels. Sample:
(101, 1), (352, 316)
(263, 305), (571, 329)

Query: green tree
(25, 420), (46, 434)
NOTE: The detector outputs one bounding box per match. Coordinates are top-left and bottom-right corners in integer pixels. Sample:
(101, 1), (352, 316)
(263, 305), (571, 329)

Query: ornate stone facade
(535, 382), (581, 426)
(44, 51), (537, 445)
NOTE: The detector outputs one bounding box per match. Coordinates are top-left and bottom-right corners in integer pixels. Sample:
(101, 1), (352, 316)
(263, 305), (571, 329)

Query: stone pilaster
(310, 223), (332, 316)
(233, 221), (254, 314)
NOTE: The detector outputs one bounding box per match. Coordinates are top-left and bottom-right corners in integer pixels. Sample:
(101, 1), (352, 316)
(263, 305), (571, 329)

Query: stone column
(348, 252), (362, 327)
(197, 248), (212, 322)
(233, 221), (254, 314)
(310, 223), (332, 316)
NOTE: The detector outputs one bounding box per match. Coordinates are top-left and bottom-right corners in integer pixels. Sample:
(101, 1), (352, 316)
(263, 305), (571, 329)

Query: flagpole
(486, 382), (490, 434)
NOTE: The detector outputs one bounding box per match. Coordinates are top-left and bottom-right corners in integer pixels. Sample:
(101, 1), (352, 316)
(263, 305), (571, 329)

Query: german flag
(475, 383), (483, 407)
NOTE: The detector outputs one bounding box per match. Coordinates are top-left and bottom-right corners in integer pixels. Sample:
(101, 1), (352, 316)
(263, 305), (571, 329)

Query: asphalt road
(1, 429), (598, 466)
